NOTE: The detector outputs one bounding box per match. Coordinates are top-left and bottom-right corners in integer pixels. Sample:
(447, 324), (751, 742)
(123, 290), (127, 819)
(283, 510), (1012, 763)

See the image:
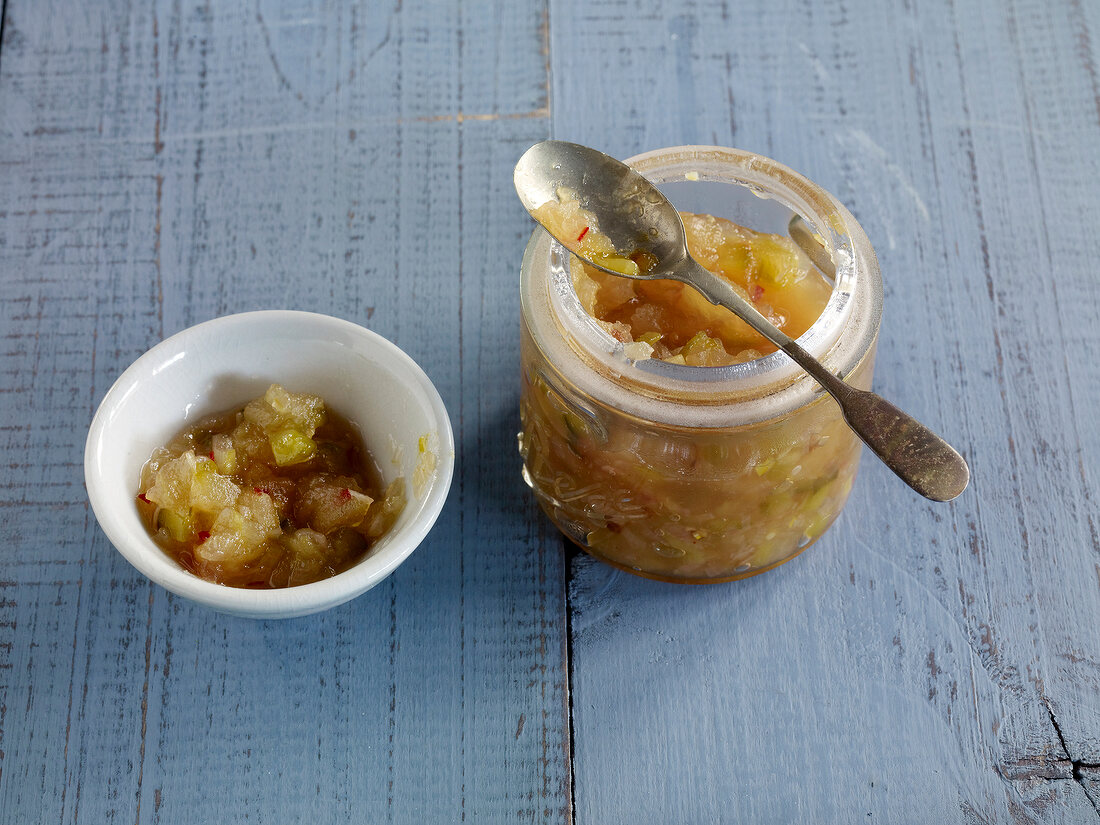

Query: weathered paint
(0, 0), (1097, 822)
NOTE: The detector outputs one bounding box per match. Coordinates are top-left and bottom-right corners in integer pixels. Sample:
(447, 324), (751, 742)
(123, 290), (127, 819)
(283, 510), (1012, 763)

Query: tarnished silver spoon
(514, 140), (969, 502)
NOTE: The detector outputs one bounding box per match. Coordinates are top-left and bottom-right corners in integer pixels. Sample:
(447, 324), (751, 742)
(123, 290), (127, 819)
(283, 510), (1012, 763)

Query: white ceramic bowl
(84, 311), (455, 618)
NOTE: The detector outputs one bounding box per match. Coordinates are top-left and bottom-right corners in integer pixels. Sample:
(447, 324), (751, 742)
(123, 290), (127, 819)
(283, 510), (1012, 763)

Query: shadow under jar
(518, 146), (883, 583)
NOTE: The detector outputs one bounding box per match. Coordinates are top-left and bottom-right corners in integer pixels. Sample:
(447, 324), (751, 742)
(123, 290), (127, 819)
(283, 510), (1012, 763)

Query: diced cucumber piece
(752, 235), (801, 286)
(158, 509), (193, 542)
(268, 428), (317, 466)
(595, 255), (640, 277)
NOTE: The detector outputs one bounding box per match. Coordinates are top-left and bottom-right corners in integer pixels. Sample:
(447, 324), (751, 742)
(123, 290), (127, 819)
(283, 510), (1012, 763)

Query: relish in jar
(518, 146), (882, 582)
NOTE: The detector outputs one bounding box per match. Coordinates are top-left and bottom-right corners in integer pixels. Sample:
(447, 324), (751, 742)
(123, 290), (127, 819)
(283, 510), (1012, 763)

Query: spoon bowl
(514, 140), (970, 502)
(514, 139), (690, 278)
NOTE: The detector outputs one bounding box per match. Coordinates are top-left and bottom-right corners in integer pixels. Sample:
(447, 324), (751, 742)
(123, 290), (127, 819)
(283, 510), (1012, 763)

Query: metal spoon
(514, 140), (970, 502)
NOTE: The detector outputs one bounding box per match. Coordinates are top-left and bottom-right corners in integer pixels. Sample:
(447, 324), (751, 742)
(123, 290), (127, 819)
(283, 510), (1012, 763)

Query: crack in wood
(998, 758), (1075, 783)
(1044, 701), (1100, 817)
(563, 538), (580, 825)
(0, 0), (7, 74)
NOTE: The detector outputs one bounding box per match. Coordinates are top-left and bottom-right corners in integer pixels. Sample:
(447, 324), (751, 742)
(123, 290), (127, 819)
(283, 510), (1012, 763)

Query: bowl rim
(84, 310), (455, 618)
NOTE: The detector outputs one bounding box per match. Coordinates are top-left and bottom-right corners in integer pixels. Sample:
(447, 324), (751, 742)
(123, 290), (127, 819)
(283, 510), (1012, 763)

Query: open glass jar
(517, 146), (883, 583)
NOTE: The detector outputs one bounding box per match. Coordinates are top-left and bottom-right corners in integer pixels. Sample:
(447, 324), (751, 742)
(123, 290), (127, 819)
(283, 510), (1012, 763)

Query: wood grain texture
(552, 0), (1100, 821)
(0, 1), (566, 823)
(3, 0), (1099, 822)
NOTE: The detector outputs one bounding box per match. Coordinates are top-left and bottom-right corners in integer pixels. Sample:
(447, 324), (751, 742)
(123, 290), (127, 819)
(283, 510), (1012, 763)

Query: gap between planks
(0, 0), (8, 76)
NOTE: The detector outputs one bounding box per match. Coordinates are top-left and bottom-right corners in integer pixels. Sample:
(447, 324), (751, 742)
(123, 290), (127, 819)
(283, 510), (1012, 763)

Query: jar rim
(520, 145), (882, 428)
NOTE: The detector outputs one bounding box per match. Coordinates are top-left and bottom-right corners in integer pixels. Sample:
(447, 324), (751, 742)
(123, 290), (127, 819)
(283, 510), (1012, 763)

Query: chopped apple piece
(190, 457), (241, 513)
(295, 475), (374, 534)
(211, 433), (237, 474)
(145, 451), (197, 514)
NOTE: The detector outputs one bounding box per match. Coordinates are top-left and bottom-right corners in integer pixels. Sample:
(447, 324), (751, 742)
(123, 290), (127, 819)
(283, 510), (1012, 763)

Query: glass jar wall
(518, 146), (883, 583)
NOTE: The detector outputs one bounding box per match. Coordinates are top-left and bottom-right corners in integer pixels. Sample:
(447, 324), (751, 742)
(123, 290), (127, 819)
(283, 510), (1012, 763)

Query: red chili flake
(197, 530), (211, 543)
(253, 487), (267, 495)
(338, 488), (352, 502)
(208, 451), (215, 460)
(138, 493), (151, 504)
(750, 285), (765, 303)
(576, 226), (589, 242)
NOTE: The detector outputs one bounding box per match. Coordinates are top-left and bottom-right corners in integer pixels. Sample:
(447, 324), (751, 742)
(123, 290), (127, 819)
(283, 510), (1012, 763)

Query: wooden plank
(5, 0), (1098, 821)
(0, 1), (567, 823)
(551, 0), (1100, 820)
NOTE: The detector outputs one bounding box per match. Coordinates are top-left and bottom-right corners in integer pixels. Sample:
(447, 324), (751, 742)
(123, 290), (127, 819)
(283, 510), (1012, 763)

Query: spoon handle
(682, 262), (970, 502)
(780, 340), (970, 502)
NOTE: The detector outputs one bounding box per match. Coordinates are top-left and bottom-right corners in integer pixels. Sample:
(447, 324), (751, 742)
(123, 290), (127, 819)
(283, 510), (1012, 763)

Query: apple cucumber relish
(137, 384), (405, 589)
(519, 146), (882, 582)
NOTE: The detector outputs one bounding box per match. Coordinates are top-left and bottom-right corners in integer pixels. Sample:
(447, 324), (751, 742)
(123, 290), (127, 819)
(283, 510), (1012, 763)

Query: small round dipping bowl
(85, 310), (454, 618)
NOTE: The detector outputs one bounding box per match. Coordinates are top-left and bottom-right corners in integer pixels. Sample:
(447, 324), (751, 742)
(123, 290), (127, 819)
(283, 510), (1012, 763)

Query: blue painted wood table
(2, 1), (1098, 822)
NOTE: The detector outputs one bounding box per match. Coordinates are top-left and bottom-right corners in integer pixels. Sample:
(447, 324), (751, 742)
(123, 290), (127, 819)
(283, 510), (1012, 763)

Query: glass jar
(517, 146), (883, 583)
